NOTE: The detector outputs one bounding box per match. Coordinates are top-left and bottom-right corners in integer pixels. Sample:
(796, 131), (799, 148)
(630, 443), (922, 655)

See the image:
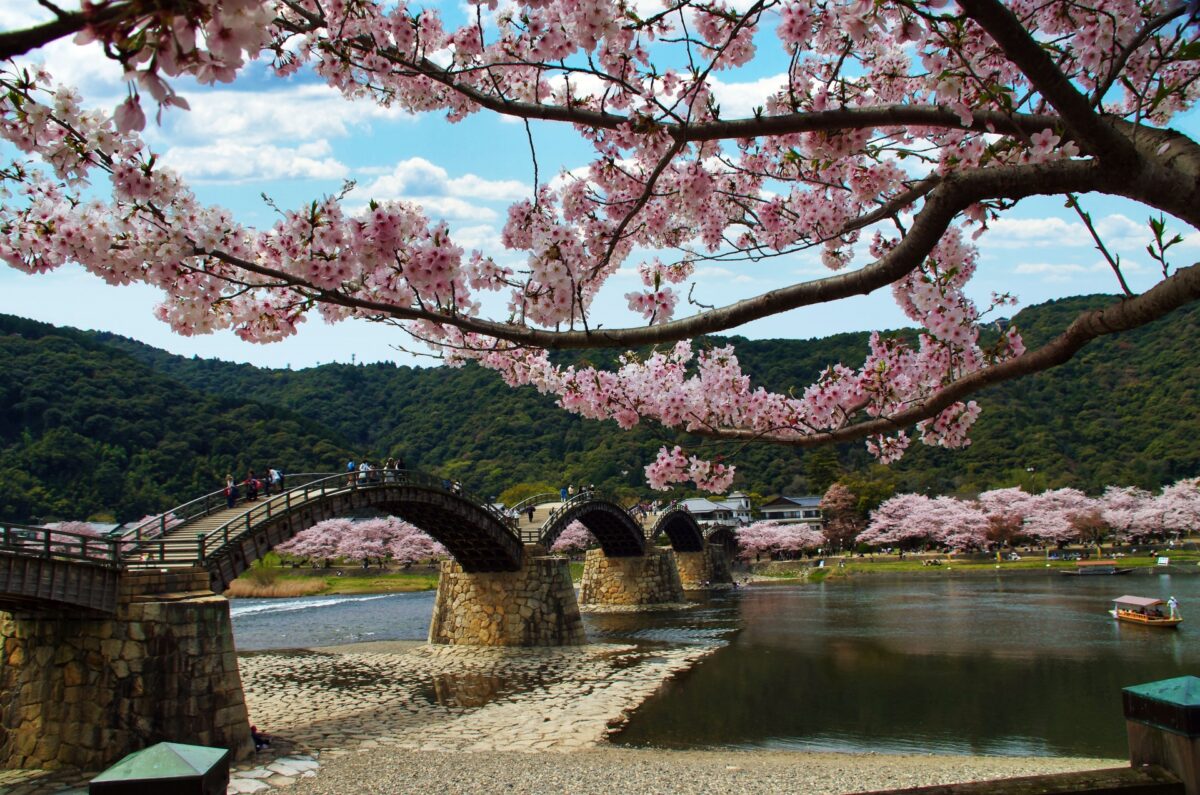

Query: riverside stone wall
(578, 547), (684, 607)
(674, 543), (733, 589)
(0, 569), (253, 770)
(428, 545), (585, 646)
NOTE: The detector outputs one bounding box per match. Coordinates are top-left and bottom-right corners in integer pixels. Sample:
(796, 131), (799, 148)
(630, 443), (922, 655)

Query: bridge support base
(578, 547), (685, 608)
(675, 543), (734, 589)
(429, 545), (585, 646)
(0, 570), (252, 770)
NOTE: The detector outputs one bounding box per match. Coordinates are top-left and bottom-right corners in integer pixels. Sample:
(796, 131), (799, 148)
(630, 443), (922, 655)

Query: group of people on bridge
(345, 457), (406, 485)
(224, 469), (282, 508)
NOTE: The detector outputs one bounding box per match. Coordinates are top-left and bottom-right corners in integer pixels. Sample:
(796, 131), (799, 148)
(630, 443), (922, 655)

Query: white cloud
(1014, 262), (1089, 275)
(447, 173), (530, 201)
(161, 140), (349, 182)
(695, 265), (756, 284)
(409, 197), (498, 222)
(708, 73), (789, 119)
(983, 217), (1088, 249)
(452, 224), (505, 251)
(160, 84), (412, 147)
(1093, 213), (1145, 241)
(358, 157), (528, 203)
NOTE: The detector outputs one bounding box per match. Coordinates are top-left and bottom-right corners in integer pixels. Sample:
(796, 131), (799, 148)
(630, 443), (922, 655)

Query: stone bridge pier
(428, 545), (585, 646)
(0, 570), (252, 770)
(674, 542), (734, 590)
(578, 547), (685, 608)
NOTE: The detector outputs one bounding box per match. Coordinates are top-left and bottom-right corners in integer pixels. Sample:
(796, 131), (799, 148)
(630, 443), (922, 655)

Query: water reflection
(422, 672), (512, 708)
(614, 573), (1199, 758)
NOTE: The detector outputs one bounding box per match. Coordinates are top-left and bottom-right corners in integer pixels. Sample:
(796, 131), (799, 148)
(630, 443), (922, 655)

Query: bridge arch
(539, 494), (646, 558)
(122, 472), (524, 591)
(705, 524), (739, 562)
(647, 510), (706, 552)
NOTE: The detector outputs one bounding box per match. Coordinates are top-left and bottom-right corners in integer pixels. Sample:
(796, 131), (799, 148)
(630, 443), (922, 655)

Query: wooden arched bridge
(0, 471), (735, 772)
(0, 471), (722, 614)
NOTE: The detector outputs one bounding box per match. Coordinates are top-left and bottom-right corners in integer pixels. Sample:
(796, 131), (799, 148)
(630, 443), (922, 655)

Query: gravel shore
(236, 640), (1119, 795)
(283, 747), (1121, 795)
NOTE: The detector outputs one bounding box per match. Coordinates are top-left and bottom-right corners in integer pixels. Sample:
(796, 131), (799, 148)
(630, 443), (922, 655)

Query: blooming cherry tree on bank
(550, 520), (596, 554)
(275, 516), (448, 565)
(857, 478), (1200, 553)
(736, 520), (824, 559)
(858, 493), (989, 551)
(3, 0), (1200, 489)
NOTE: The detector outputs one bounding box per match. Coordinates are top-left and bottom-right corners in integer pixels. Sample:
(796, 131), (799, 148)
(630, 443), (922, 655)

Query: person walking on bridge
(269, 467), (282, 494)
(224, 474), (237, 509)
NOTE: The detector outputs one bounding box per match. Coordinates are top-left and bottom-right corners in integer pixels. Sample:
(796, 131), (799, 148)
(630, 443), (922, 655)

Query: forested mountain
(2, 294), (1197, 523)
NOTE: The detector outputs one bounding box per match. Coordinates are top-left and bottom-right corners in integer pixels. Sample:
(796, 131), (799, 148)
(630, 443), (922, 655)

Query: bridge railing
(124, 468), (513, 567)
(0, 522), (121, 567)
(534, 489), (631, 545)
(508, 492), (561, 517)
(115, 472), (339, 547)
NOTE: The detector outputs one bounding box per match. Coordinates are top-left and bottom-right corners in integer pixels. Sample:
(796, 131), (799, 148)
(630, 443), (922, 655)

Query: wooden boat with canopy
(1110, 595), (1182, 628)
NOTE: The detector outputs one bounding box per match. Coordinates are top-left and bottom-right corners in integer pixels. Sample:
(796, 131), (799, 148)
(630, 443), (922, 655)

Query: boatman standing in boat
(1169, 596), (1181, 619)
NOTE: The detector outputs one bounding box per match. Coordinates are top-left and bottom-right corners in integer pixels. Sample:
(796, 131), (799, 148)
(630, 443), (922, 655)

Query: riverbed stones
(428, 545), (585, 646)
(0, 569), (253, 770)
(236, 640), (722, 762)
(578, 547), (684, 608)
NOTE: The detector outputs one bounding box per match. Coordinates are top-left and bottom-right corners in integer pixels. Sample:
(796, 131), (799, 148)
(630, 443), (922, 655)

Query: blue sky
(2, 3), (1197, 369)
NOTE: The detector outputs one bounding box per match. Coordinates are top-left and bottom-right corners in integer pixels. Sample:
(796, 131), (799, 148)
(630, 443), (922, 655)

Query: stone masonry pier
(429, 545), (585, 646)
(674, 543), (733, 590)
(578, 547), (684, 608)
(0, 569), (252, 770)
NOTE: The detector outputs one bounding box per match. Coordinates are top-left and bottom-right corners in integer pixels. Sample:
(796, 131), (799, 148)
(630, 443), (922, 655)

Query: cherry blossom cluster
(4, 0), (1200, 492)
(275, 516), (448, 564)
(858, 477), (1200, 551)
(735, 520), (825, 560)
(76, 0), (273, 128)
(549, 520), (595, 553)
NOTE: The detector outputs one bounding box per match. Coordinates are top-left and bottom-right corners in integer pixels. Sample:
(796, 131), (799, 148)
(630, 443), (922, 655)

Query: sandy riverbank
(235, 639), (1118, 795)
(285, 747), (1122, 795)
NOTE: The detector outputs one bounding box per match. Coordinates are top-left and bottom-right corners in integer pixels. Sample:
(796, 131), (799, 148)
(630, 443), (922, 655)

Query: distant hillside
(1, 294), (1197, 522)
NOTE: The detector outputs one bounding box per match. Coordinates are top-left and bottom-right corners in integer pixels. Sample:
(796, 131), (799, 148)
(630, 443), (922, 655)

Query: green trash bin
(89, 742), (230, 795)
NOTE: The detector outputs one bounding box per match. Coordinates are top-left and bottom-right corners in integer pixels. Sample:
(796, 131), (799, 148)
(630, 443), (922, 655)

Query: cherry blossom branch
(687, 261), (1200, 447)
(958, 0), (1137, 163)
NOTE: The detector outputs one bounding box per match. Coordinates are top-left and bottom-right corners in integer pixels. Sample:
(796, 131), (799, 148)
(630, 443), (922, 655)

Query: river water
(230, 570), (1199, 759)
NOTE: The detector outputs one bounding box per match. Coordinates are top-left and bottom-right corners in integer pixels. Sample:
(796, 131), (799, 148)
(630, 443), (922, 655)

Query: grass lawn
(226, 570), (440, 598)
